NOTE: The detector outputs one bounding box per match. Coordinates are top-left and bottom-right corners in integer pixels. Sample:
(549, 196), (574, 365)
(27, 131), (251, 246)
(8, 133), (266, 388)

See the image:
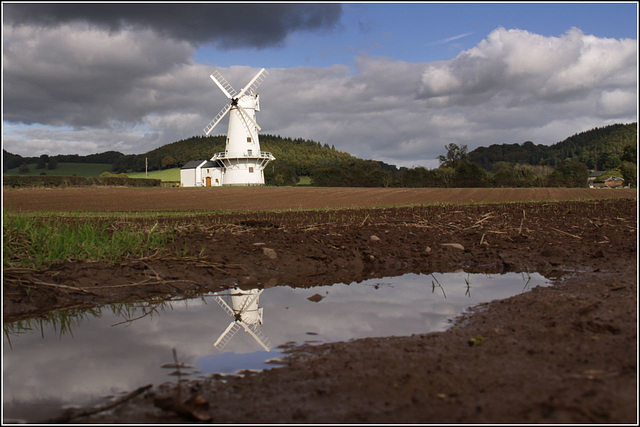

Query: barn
(180, 160), (224, 187)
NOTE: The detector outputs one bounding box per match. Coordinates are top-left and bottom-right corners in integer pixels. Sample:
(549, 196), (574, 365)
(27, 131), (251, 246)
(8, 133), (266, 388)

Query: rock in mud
(440, 243), (465, 251)
(307, 293), (324, 303)
(369, 235), (381, 242)
(262, 247), (278, 260)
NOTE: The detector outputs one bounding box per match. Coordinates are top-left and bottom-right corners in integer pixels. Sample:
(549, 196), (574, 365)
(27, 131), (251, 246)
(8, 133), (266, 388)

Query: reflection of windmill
(213, 288), (272, 352)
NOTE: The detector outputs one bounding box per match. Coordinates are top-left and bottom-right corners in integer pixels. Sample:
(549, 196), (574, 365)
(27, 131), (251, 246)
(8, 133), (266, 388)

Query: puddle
(2, 271), (549, 422)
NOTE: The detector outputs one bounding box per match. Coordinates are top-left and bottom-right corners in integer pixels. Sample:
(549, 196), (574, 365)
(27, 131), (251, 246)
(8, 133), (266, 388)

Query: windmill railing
(212, 151), (275, 160)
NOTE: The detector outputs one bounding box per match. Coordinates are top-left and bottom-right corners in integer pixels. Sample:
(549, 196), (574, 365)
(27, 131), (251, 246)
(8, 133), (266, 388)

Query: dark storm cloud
(3, 3), (342, 48)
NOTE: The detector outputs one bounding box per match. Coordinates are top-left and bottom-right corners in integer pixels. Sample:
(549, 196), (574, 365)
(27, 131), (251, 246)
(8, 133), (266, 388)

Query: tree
(48, 158), (58, 170)
(36, 155), (48, 169)
(598, 152), (621, 170)
(18, 163), (30, 173)
(548, 160), (589, 187)
(161, 155), (178, 169)
(620, 161), (637, 187)
(438, 143), (468, 168)
(621, 144), (637, 164)
(453, 161), (489, 187)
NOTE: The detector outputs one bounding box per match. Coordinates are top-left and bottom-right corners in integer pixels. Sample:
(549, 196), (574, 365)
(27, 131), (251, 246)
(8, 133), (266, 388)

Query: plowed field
(3, 186), (636, 212)
(2, 188), (637, 424)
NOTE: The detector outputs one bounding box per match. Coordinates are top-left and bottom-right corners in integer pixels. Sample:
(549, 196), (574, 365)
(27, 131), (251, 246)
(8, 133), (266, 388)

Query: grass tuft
(3, 213), (174, 269)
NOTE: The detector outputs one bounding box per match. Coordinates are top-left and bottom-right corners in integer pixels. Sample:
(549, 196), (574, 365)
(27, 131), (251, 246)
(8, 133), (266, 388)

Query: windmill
(203, 68), (275, 186)
(212, 288), (272, 352)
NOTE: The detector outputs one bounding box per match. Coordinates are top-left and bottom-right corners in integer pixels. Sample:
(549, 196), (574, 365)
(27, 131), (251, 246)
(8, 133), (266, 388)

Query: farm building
(603, 176), (625, 188)
(587, 171), (604, 188)
(180, 160), (224, 187)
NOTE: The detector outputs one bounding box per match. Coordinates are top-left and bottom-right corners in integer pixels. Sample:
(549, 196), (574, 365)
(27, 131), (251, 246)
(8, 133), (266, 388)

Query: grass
(127, 168), (180, 182)
(296, 176), (312, 185)
(3, 163), (113, 177)
(3, 213), (174, 269)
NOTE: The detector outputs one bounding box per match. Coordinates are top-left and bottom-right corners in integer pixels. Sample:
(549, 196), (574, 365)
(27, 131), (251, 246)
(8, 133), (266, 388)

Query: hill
(4, 162), (113, 177)
(3, 123), (636, 187)
(468, 122), (637, 170)
(110, 134), (374, 185)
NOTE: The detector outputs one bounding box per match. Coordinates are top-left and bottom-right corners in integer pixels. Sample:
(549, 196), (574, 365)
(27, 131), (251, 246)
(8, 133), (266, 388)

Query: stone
(369, 235), (381, 242)
(262, 247), (278, 260)
(307, 293), (324, 303)
(440, 243), (465, 251)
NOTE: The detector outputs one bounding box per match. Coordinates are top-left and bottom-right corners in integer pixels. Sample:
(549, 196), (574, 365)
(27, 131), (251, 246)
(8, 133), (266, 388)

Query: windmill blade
(234, 108), (255, 139)
(237, 106), (261, 131)
(203, 103), (231, 135)
(237, 68), (268, 98)
(239, 322), (271, 351)
(213, 294), (235, 318)
(209, 70), (237, 99)
(214, 322), (242, 350)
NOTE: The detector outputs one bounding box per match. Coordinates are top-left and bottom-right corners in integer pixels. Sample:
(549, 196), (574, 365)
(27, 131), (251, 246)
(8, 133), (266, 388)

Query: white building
(180, 160), (224, 187)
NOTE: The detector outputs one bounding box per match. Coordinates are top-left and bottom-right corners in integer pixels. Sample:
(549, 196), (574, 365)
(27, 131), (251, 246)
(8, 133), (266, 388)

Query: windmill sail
(204, 103), (231, 135)
(210, 70), (237, 99)
(214, 322), (242, 350)
(237, 68), (268, 98)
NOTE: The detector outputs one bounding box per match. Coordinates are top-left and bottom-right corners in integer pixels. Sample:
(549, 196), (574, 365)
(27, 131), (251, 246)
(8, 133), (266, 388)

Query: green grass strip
(3, 214), (174, 269)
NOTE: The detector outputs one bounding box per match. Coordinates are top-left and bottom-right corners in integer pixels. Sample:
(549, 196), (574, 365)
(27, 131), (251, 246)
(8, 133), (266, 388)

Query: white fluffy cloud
(418, 27), (636, 108)
(2, 25), (637, 167)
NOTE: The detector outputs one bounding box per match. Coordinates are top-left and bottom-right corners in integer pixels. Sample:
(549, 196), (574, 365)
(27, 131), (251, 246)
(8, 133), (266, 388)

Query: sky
(2, 2), (638, 168)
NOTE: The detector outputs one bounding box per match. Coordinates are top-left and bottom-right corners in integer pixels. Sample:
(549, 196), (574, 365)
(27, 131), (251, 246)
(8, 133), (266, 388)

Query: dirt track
(3, 186), (637, 212)
(2, 196), (637, 423)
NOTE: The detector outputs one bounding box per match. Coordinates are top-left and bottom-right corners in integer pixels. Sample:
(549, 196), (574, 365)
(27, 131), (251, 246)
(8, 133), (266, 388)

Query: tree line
(4, 122), (636, 188)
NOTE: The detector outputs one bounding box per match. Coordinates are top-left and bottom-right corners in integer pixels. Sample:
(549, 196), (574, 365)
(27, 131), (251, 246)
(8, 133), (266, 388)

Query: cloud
(3, 23), (199, 128)
(3, 3), (342, 49)
(2, 24), (636, 168)
(418, 27), (637, 107)
(430, 32), (474, 46)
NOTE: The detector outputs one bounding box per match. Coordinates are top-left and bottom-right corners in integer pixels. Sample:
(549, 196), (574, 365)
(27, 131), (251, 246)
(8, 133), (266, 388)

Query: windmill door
(206, 177), (211, 187)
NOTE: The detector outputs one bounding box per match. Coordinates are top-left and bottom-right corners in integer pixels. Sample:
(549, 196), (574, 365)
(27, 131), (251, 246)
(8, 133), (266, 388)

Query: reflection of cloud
(1, 271), (548, 421)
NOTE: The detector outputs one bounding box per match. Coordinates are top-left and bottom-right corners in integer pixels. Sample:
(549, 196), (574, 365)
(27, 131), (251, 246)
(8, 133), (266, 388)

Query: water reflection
(2, 271), (550, 422)
(212, 288), (272, 351)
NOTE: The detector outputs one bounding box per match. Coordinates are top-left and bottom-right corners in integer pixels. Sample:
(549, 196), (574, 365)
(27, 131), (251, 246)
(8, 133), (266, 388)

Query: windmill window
(247, 137), (252, 142)
(247, 149), (253, 155)
(249, 167), (254, 173)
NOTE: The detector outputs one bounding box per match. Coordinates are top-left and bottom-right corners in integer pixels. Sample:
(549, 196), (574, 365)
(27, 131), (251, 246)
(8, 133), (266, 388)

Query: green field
(4, 163), (113, 177)
(127, 168), (180, 182)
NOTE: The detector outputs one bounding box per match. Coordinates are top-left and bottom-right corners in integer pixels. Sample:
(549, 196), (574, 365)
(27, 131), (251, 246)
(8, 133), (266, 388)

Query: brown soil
(3, 186), (637, 212)
(2, 197), (638, 423)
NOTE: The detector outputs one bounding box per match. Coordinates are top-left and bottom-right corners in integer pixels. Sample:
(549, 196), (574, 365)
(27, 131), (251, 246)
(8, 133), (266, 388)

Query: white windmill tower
(203, 68), (275, 186)
(213, 288), (272, 352)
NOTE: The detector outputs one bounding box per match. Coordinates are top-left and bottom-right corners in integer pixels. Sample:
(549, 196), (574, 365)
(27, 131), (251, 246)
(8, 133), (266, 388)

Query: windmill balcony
(212, 151), (275, 160)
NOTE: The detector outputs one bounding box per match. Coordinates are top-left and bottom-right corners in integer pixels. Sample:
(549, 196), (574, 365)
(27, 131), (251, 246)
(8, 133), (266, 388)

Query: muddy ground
(2, 198), (638, 423)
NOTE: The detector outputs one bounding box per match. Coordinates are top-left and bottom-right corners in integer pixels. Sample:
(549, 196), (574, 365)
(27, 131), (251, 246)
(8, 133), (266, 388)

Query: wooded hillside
(468, 122), (637, 170)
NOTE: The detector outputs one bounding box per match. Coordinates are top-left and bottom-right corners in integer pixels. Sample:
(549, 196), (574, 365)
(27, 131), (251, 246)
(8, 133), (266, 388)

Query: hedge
(2, 175), (161, 188)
